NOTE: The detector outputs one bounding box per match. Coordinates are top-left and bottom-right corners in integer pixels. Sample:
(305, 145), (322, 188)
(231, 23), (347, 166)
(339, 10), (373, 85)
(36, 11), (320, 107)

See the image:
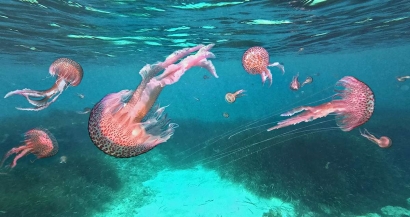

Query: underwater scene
(0, 0), (409, 217)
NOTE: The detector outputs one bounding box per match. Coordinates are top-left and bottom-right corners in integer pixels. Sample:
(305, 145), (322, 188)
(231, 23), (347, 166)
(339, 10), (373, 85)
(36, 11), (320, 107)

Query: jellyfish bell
(49, 58), (83, 86)
(4, 58), (83, 111)
(378, 136), (392, 148)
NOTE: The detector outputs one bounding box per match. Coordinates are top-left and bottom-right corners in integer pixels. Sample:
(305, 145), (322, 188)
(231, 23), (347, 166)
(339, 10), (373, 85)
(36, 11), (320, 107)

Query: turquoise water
(0, 1), (409, 216)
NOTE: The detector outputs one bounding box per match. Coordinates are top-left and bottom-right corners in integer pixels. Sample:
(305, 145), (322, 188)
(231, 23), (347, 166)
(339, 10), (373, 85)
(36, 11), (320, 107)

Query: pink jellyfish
(360, 129), (392, 148)
(4, 58), (83, 111)
(88, 44), (218, 157)
(242, 46), (285, 85)
(1, 128), (58, 168)
(268, 76), (374, 131)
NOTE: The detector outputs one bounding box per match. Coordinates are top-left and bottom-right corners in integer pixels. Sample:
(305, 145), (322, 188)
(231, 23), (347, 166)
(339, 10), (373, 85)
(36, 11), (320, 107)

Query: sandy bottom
(93, 159), (294, 217)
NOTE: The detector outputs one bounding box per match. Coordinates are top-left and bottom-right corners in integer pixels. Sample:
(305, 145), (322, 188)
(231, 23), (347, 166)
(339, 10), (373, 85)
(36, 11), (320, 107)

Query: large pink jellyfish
(1, 128), (58, 168)
(4, 58), (83, 111)
(88, 44), (218, 157)
(268, 76), (374, 131)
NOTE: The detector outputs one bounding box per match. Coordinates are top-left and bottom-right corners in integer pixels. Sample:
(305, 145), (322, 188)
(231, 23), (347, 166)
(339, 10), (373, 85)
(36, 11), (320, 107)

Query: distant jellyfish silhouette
(59, 156), (67, 163)
(268, 76), (374, 131)
(242, 46), (285, 85)
(225, 89), (246, 103)
(360, 129), (391, 148)
(4, 58), (83, 111)
(1, 128), (58, 168)
(88, 44), (218, 158)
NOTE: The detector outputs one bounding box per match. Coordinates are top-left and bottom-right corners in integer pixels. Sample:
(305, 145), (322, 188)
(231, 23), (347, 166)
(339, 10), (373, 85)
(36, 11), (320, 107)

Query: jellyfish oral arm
(126, 44), (218, 120)
(159, 44), (205, 68)
(234, 89), (246, 97)
(267, 101), (346, 131)
(154, 44), (217, 87)
(268, 62), (285, 74)
(4, 78), (68, 111)
(0, 146), (32, 168)
(260, 70), (271, 85)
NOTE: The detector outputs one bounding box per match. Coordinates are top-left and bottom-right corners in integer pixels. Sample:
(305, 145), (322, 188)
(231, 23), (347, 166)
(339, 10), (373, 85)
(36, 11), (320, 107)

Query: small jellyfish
(290, 73), (300, 91)
(360, 129), (392, 148)
(59, 156), (67, 163)
(223, 112), (230, 118)
(301, 76), (313, 87)
(242, 46), (285, 86)
(225, 89), (246, 103)
(4, 58), (83, 111)
(1, 128), (58, 168)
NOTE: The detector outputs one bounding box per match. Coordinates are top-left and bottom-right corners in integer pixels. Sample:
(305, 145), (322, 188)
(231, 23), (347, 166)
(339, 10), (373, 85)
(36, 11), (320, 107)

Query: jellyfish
(59, 156), (67, 163)
(88, 44), (218, 158)
(360, 129), (391, 148)
(268, 76), (374, 131)
(242, 46), (285, 85)
(4, 58), (83, 111)
(290, 73), (300, 91)
(225, 89), (246, 103)
(301, 76), (313, 87)
(0, 128), (58, 168)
